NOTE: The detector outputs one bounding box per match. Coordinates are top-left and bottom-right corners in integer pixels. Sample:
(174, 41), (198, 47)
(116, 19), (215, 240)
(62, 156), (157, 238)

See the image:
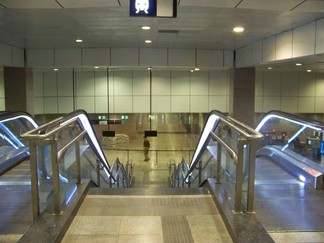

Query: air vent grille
(158, 30), (179, 34)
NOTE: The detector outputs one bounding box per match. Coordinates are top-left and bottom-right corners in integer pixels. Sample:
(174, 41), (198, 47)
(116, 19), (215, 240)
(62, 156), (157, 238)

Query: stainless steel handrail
(21, 116), (74, 139)
(210, 131), (238, 162)
(57, 131), (86, 160)
(110, 157), (133, 187)
(256, 110), (324, 131)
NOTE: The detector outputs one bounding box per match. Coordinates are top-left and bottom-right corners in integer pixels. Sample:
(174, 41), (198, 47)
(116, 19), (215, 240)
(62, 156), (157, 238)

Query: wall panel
(171, 71), (189, 95)
(82, 48), (110, 66)
(152, 71), (170, 95)
(168, 49), (195, 66)
(276, 30), (293, 60)
(171, 96), (189, 112)
(152, 96), (170, 112)
(140, 48), (168, 66)
(58, 97), (73, 113)
(293, 22), (316, 58)
(190, 72), (208, 95)
(58, 71), (73, 96)
(133, 96), (150, 113)
(55, 48), (82, 67)
(190, 96), (208, 112)
(43, 72), (57, 96)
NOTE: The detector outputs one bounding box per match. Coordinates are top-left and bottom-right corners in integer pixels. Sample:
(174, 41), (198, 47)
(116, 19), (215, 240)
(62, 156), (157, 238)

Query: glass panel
(58, 145), (78, 207)
(0, 113), (38, 174)
(36, 144), (53, 213)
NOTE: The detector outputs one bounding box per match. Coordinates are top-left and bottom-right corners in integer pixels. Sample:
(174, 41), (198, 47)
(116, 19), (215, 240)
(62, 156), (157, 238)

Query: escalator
(0, 110), (132, 239)
(171, 110), (324, 240)
(0, 112), (38, 237)
(253, 111), (324, 232)
(0, 111), (38, 175)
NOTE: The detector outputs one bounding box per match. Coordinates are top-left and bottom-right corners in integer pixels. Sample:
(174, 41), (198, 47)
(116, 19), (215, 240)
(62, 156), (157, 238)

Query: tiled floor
(62, 191), (233, 243)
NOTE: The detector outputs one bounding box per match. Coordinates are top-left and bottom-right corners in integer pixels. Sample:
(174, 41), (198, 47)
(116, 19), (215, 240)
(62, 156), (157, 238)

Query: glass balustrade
(172, 111), (263, 213)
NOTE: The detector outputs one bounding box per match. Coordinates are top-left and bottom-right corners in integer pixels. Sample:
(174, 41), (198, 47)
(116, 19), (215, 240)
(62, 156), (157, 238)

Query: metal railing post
(247, 142), (256, 213)
(29, 140), (40, 219)
(234, 138), (245, 213)
(76, 140), (81, 184)
(96, 158), (101, 187)
(51, 139), (62, 215)
(197, 160), (202, 185)
(215, 142), (222, 184)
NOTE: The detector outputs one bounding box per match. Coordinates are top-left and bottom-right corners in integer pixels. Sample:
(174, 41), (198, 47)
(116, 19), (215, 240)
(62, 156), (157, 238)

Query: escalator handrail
(0, 111), (39, 129)
(21, 110), (116, 183)
(255, 110), (324, 132)
(187, 110), (263, 177)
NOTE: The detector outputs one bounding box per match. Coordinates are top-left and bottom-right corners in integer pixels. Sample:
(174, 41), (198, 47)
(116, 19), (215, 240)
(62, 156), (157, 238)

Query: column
(4, 67), (33, 114)
(230, 67), (255, 127)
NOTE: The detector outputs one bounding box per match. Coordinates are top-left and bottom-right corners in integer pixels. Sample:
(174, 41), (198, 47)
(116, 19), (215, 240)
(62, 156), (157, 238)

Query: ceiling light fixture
(307, 69), (312, 72)
(76, 38), (83, 43)
(145, 40), (152, 44)
(54, 68), (58, 71)
(233, 26), (244, 33)
(194, 67), (200, 71)
(142, 26), (151, 30)
(296, 63), (302, 66)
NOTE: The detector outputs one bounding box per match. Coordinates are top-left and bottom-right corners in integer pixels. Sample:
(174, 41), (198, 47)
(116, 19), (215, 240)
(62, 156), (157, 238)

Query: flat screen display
(130, 0), (176, 18)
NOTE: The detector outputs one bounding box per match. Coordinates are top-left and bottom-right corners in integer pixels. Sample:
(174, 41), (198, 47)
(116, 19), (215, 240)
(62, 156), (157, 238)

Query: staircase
(62, 187), (232, 243)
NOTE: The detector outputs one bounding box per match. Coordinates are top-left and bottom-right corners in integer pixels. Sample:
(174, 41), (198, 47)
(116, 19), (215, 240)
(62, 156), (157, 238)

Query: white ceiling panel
(57, 0), (122, 8)
(0, 0), (323, 70)
(237, 0), (307, 11)
(178, 0), (241, 8)
(291, 0), (324, 12)
(0, 0), (61, 9)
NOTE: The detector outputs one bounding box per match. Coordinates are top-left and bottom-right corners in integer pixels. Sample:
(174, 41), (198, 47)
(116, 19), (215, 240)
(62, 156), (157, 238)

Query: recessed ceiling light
(233, 26), (244, 33)
(54, 68), (58, 71)
(142, 26), (151, 30)
(307, 69), (312, 72)
(76, 38), (83, 43)
(94, 66), (99, 69)
(194, 67), (200, 71)
(145, 40), (152, 44)
(296, 63), (302, 66)
(268, 67), (273, 70)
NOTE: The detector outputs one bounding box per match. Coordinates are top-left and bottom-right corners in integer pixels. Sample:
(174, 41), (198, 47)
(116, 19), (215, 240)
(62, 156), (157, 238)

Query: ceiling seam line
(55, 0), (64, 9)
(289, 0), (308, 11)
(234, 0), (243, 8)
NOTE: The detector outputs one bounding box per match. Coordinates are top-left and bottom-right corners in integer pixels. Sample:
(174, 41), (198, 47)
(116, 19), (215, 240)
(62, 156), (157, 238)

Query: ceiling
(0, 0), (324, 71)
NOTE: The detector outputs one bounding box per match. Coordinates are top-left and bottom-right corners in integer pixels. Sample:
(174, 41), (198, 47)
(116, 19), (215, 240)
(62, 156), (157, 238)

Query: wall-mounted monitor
(144, 130), (158, 137)
(102, 131), (116, 137)
(130, 0), (177, 18)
